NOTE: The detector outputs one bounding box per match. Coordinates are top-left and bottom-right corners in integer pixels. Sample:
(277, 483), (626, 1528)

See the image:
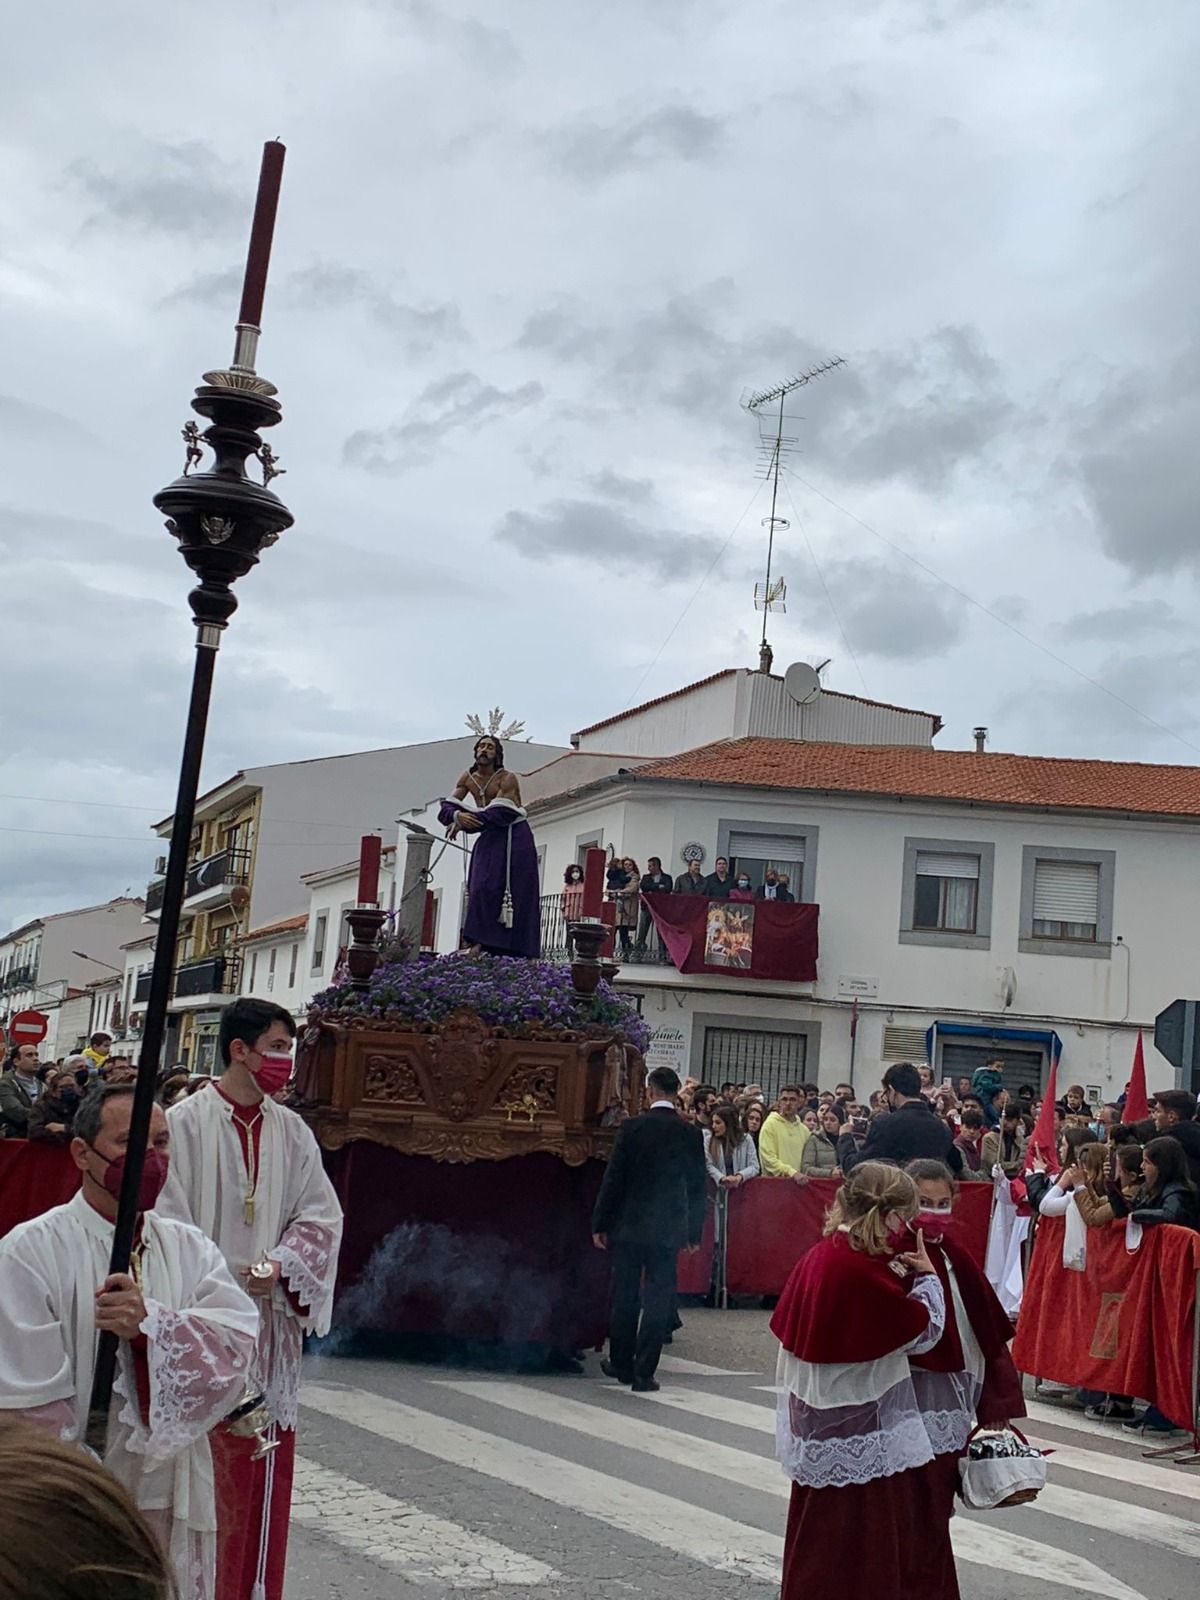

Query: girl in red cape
(769, 1162), (956, 1600)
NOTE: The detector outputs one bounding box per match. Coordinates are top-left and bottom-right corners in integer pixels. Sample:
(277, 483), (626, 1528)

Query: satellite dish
(783, 661), (821, 706)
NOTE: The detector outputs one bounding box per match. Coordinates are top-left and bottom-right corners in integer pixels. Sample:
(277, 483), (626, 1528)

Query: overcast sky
(3, 0), (1199, 933)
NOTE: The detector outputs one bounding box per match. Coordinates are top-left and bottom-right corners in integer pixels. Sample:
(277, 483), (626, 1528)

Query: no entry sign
(9, 1010), (49, 1046)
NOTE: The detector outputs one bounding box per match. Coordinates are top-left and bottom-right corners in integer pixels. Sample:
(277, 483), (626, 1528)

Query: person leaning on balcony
(634, 857), (674, 953)
(758, 1087), (812, 1182)
(560, 863), (585, 922)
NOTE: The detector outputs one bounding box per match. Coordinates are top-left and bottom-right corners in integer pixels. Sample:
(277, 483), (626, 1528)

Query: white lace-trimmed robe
(0, 1191), (259, 1599)
(156, 1088), (343, 1431)
(776, 1273), (947, 1489)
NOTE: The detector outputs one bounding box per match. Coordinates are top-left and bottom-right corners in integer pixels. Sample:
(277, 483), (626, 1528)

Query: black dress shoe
(601, 1359), (633, 1384)
(632, 1377), (661, 1393)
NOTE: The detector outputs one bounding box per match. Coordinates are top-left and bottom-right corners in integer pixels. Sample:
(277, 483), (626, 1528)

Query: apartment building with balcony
(150, 737), (565, 1069)
(0, 897), (146, 1056)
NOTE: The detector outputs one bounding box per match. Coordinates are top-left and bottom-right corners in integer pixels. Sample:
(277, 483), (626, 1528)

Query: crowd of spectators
(0, 1031), (212, 1142)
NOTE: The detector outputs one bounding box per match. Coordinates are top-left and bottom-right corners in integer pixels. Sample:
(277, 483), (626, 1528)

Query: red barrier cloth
(0, 1141), (79, 1235)
(723, 1177), (991, 1297)
(644, 892), (818, 981)
(1013, 1216), (1200, 1428)
(675, 1202), (716, 1294)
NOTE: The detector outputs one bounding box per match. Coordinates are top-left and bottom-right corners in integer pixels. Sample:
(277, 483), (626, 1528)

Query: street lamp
(86, 141), (294, 1449)
(72, 951), (122, 973)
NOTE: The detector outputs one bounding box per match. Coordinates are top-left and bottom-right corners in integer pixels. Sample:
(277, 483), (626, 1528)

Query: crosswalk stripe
(301, 1382), (784, 1584)
(291, 1456), (561, 1587)
(1033, 1482), (1200, 1560)
(438, 1379), (1149, 1600)
(644, 1386), (1200, 1503)
(656, 1354), (756, 1377)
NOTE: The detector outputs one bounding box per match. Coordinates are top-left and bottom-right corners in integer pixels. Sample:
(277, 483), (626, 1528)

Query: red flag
(1122, 1032), (1150, 1124)
(1024, 1055), (1060, 1173)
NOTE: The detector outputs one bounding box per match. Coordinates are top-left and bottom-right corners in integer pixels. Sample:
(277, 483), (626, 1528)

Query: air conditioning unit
(154, 856), (167, 875)
(881, 1024), (929, 1065)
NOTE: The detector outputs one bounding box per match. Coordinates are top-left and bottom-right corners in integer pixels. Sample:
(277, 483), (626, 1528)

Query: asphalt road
(284, 1307), (1199, 1600)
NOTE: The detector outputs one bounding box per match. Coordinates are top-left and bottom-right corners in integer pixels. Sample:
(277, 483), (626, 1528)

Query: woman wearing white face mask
(728, 873), (755, 903)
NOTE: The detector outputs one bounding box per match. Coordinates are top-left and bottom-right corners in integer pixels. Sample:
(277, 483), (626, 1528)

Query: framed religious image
(704, 902), (754, 968)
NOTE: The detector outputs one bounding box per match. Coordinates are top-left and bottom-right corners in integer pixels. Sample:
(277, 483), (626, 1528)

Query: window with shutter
(726, 830), (807, 897)
(912, 851), (980, 933)
(1032, 860), (1100, 941)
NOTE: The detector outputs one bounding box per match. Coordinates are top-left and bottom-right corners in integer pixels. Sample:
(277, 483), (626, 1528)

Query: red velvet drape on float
(1013, 1216), (1200, 1428)
(643, 892), (818, 980)
(0, 1141), (79, 1235)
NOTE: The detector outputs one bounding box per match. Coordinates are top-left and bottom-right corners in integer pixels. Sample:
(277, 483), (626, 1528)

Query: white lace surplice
(0, 1192), (259, 1600)
(157, 1088), (343, 1431)
(907, 1259), (986, 1457)
(776, 1273), (946, 1489)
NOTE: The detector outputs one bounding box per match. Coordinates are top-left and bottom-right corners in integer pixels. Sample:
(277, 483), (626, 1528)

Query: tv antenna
(741, 357), (846, 671)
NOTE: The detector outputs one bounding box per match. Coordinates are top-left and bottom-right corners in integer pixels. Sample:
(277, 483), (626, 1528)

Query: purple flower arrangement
(312, 952), (650, 1052)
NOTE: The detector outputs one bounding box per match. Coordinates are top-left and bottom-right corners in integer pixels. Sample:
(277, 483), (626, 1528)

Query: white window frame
(715, 818), (818, 903)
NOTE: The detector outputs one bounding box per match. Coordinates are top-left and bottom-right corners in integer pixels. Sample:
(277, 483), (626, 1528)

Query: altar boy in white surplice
(0, 1083), (259, 1600)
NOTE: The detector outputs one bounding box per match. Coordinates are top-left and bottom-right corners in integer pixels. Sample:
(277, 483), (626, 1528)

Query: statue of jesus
(438, 736), (541, 958)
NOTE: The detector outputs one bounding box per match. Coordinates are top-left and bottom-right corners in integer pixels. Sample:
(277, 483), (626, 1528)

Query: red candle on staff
(357, 835), (382, 906)
(239, 140), (286, 329)
(581, 848), (605, 918)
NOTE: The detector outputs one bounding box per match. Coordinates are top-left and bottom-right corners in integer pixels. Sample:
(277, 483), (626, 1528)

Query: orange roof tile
(239, 913), (309, 944)
(627, 738), (1200, 819)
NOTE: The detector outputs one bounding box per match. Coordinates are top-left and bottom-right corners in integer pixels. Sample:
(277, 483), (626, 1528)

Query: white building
(0, 897), (146, 1047)
(409, 665), (1196, 1103)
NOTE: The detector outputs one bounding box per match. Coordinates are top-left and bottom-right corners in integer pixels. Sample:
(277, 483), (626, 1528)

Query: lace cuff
(130, 1297), (254, 1464)
(901, 1274), (945, 1356)
(269, 1220), (338, 1336)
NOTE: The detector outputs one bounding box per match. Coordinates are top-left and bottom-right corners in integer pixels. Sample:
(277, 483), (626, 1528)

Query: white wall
(245, 738), (567, 928)
(243, 928), (309, 1015)
(527, 778), (1200, 1097)
(302, 859), (397, 998)
(574, 674), (741, 757)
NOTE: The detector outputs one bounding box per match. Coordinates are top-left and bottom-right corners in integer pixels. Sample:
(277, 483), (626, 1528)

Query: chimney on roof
(758, 640), (774, 674)
(973, 726), (988, 754)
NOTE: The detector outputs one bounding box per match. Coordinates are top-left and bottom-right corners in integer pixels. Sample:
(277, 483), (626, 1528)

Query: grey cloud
(797, 556), (967, 661)
(0, 396), (101, 446)
(517, 305), (603, 361)
(68, 141), (244, 236)
(1062, 598), (1181, 642)
(344, 371), (544, 473)
(550, 106), (726, 181)
(286, 264), (466, 354)
(587, 469), (654, 504)
(495, 498), (723, 581)
(161, 266), (243, 309)
(373, 0), (520, 71)
(1072, 345), (1200, 575)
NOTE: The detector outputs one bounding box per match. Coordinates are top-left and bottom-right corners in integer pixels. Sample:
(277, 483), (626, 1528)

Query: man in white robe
(0, 1083), (259, 1600)
(156, 997), (343, 1600)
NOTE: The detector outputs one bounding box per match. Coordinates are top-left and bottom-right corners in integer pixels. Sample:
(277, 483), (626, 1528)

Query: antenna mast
(742, 357), (845, 671)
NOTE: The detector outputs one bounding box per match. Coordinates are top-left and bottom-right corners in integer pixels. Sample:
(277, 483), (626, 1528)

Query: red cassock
(769, 1231), (961, 1600)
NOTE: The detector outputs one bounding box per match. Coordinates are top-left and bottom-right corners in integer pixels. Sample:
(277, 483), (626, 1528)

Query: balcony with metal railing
(538, 893), (672, 967)
(183, 847), (252, 912)
(168, 952), (242, 1011)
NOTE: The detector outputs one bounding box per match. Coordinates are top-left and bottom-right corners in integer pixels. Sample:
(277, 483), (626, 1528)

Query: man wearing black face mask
(27, 1066), (82, 1144)
(0, 1083), (259, 1600)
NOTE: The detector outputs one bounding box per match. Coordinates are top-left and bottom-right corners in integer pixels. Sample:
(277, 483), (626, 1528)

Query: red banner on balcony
(643, 892), (818, 981)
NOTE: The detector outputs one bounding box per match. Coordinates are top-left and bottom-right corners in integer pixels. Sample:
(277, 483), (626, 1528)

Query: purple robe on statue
(438, 796), (542, 958)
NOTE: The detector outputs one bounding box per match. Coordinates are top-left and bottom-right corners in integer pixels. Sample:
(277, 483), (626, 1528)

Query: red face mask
(251, 1052), (293, 1096)
(93, 1147), (170, 1212)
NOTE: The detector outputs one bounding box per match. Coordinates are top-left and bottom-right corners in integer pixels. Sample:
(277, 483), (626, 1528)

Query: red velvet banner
(644, 892), (818, 980)
(0, 1141), (79, 1236)
(1012, 1216), (1200, 1429)
(678, 1177), (992, 1298)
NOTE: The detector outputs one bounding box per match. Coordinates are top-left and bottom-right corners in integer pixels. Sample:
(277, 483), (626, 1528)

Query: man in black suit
(844, 1061), (964, 1175)
(592, 1066), (706, 1392)
(704, 857), (733, 898)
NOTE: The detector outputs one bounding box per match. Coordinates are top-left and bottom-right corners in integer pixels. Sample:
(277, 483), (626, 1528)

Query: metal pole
(85, 631), (220, 1451)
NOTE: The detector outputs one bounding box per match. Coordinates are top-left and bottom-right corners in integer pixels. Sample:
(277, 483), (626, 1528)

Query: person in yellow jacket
(758, 1087), (812, 1180)
(80, 1031), (112, 1078)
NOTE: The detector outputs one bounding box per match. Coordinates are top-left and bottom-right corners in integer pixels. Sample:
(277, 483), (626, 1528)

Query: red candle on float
(599, 899), (617, 959)
(582, 848), (606, 918)
(357, 834), (382, 906)
(238, 140), (286, 329)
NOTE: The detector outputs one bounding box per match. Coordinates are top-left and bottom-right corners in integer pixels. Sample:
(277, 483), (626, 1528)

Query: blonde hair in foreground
(823, 1161), (919, 1256)
(0, 1420), (174, 1600)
